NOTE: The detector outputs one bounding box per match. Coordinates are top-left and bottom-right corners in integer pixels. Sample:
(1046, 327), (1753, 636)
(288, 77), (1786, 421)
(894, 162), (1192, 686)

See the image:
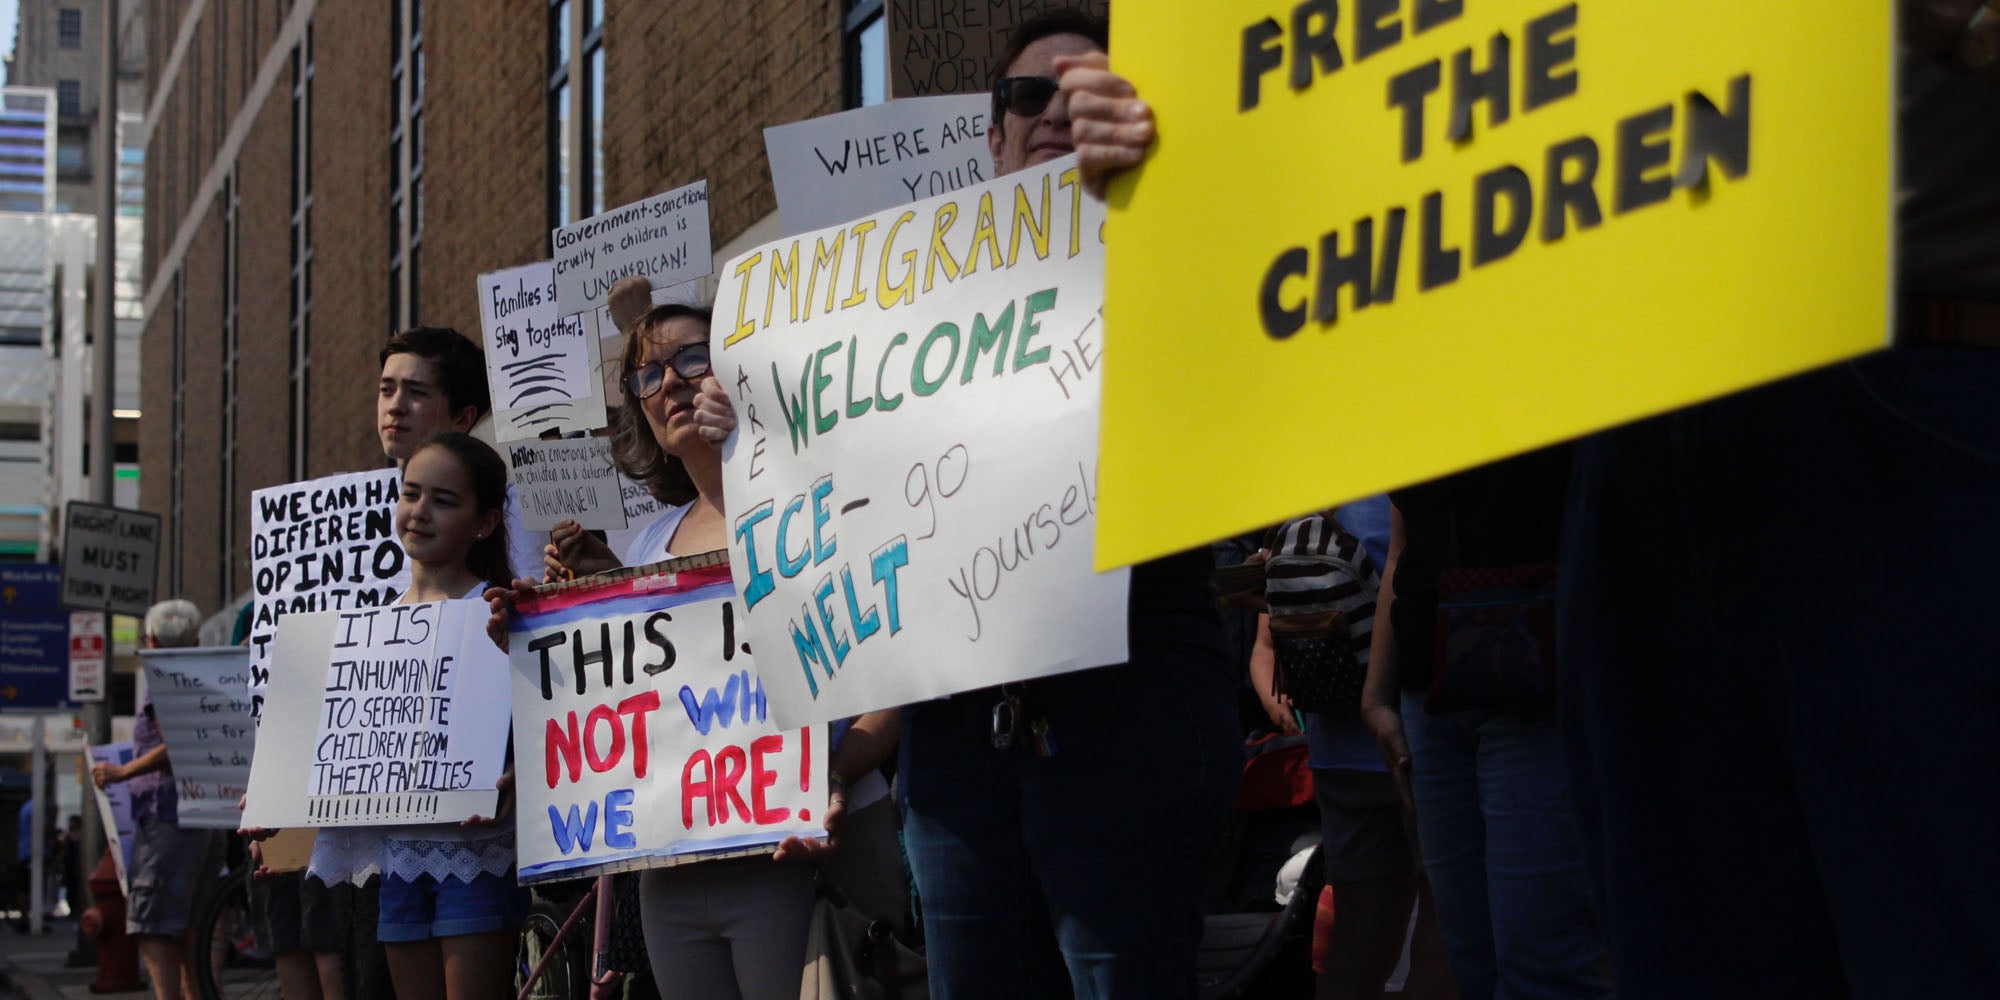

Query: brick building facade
(140, 0), (885, 616)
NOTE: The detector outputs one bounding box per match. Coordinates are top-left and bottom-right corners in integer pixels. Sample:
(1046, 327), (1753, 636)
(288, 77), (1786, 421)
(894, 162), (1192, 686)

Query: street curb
(0, 966), (69, 1000)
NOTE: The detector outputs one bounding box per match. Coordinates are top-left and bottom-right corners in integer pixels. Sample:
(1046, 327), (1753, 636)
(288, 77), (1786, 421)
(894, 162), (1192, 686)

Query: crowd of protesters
(66, 2), (2000, 998)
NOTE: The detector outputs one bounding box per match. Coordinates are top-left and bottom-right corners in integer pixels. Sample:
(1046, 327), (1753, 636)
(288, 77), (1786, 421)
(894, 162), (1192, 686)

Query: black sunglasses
(994, 76), (1061, 119)
(622, 342), (711, 399)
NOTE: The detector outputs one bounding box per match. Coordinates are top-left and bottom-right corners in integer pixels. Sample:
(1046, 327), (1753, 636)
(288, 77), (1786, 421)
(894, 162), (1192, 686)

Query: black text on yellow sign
(1234, 2), (1750, 339)
(1096, 1), (1892, 569)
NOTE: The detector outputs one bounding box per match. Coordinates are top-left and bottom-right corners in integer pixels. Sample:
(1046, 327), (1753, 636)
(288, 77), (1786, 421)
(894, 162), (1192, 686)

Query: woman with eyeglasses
(886, 11), (1244, 1000)
(519, 296), (906, 1000)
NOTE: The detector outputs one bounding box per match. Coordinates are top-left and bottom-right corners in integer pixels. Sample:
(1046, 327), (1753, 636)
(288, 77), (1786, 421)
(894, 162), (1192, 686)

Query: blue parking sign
(0, 564), (72, 709)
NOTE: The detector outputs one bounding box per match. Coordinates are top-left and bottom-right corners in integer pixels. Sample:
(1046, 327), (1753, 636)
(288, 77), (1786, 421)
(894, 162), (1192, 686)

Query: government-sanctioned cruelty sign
(1095, 1), (1894, 569)
(507, 555), (824, 882)
(60, 501), (160, 617)
(551, 181), (713, 320)
(715, 155), (1129, 728)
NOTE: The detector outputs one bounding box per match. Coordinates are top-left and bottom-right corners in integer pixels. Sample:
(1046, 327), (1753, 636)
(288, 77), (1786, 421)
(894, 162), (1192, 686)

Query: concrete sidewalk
(0, 919), (148, 1000)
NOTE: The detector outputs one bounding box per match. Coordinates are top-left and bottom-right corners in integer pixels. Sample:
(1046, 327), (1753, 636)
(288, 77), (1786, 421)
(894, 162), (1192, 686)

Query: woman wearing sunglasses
(887, 10), (1244, 1000)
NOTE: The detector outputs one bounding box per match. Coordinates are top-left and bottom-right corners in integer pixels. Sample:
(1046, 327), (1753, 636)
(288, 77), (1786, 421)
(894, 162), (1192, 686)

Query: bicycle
(515, 873), (613, 1000)
(190, 855), (282, 1000)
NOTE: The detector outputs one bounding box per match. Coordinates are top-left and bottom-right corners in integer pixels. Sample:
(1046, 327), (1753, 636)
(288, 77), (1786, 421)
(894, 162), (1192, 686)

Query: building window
(548, 0), (603, 227)
(290, 27), (314, 481)
(58, 8), (82, 49)
(844, 0), (886, 109)
(57, 80), (81, 118)
(390, 1), (424, 329)
(171, 268), (186, 596)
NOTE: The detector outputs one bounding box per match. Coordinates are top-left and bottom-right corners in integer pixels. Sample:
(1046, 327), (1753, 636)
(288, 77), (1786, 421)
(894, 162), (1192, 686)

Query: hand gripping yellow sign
(1097, 1), (1892, 570)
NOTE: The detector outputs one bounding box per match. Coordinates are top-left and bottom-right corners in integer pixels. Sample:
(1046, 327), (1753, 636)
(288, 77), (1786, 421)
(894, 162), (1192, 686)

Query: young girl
(381, 431), (524, 1000)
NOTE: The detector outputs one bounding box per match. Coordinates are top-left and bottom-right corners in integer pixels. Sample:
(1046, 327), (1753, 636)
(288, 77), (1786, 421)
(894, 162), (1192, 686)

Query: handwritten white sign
(140, 646), (256, 830)
(248, 469), (407, 720)
(479, 261), (610, 440)
(507, 437), (629, 533)
(507, 558), (825, 883)
(552, 181), (713, 319)
(241, 602), (506, 828)
(714, 156), (1129, 728)
(765, 95), (994, 236)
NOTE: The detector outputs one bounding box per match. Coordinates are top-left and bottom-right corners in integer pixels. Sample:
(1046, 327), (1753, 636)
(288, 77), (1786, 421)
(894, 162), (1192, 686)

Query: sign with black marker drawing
(479, 261), (610, 440)
(765, 95), (993, 236)
(140, 646), (256, 830)
(248, 469), (407, 721)
(508, 437), (629, 533)
(508, 556), (824, 883)
(240, 601), (508, 828)
(552, 180), (714, 319)
(714, 155), (1130, 728)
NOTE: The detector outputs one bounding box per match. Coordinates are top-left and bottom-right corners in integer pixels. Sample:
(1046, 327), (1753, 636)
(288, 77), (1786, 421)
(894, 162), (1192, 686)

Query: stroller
(1195, 732), (1324, 1000)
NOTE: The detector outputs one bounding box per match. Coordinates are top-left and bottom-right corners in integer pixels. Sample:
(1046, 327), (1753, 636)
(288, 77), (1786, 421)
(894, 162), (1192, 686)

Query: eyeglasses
(994, 76), (1061, 119)
(622, 342), (710, 399)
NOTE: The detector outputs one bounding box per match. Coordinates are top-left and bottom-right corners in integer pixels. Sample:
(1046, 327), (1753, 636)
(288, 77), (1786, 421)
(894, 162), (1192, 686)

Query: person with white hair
(93, 598), (221, 1000)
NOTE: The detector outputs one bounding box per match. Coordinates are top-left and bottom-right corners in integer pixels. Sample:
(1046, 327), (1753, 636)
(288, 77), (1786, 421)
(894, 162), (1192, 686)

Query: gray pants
(641, 855), (815, 1000)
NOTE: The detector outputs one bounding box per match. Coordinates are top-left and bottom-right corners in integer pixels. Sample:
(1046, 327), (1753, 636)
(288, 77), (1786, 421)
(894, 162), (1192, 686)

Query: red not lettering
(546, 713), (582, 789)
(585, 704), (624, 773)
(617, 690), (661, 779)
(750, 734), (791, 825)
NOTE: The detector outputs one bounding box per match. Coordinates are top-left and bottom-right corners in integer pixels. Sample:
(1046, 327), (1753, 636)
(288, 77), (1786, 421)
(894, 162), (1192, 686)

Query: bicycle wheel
(516, 895), (590, 1000)
(191, 868), (282, 1000)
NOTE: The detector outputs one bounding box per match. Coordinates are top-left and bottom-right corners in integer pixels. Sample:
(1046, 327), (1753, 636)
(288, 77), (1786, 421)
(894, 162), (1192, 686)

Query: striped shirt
(1266, 513), (1380, 668)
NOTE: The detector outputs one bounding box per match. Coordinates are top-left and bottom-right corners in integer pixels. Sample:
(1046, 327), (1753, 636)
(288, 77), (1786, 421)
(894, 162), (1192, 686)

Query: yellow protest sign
(1097, 1), (1893, 570)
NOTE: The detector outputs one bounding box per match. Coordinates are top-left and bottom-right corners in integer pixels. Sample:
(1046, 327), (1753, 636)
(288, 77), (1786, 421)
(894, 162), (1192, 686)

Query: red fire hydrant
(79, 850), (143, 993)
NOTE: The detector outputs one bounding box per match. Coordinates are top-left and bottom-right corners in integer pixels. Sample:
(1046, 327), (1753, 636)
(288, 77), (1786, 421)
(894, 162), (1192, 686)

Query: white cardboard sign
(507, 558), (825, 883)
(765, 95), (994, 236)
(247, 469), (408, 720)
(506, 437), (630, 533)
(714, 156), (1129, 728)
(479, 261), (610, 440)
(86, 742), (138, 896)
(140, 646), (256, 830)
(552, 181), (713, 320)
(240, 601), (507, 829)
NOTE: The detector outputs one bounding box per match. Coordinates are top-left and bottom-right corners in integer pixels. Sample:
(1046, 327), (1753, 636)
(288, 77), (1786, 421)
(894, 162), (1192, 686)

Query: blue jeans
(1559, 348), (2000, 997)
(1401, 692), (1611, 999)
(900, 655), (1240, 1000)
